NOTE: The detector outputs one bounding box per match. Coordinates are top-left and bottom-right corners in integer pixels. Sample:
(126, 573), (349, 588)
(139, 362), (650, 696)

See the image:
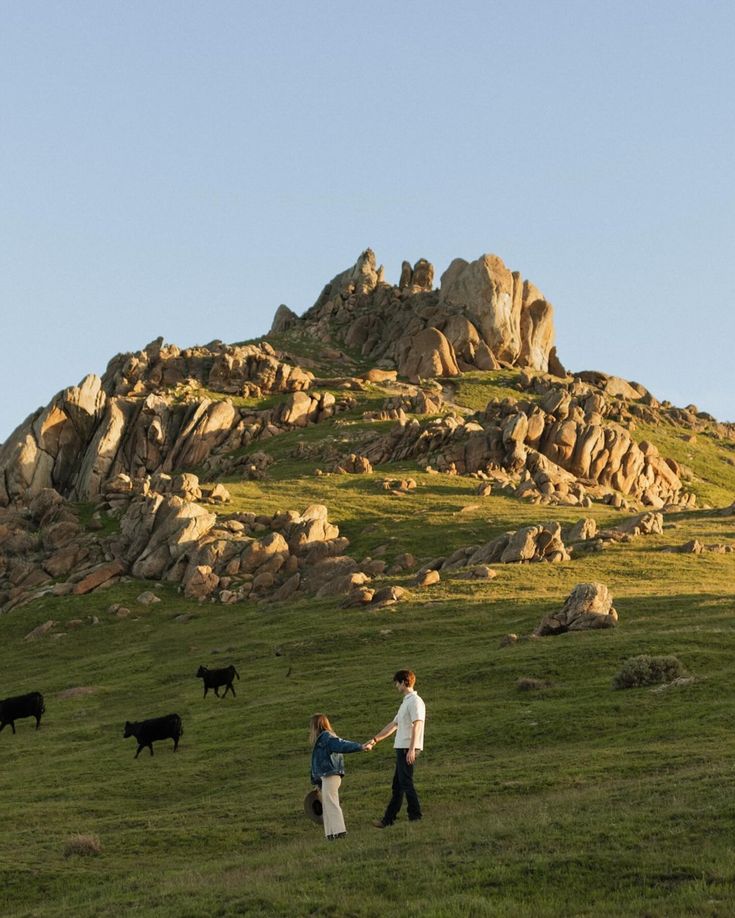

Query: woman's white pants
(320, 774), (347, 837)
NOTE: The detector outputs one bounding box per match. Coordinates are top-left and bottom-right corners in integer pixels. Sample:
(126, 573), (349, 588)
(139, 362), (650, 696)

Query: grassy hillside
(2, 370), (735, 917)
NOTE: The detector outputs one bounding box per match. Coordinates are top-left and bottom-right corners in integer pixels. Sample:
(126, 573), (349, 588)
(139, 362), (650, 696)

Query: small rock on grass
(136, 591), (161, 605)
(24, 620), (56, 641)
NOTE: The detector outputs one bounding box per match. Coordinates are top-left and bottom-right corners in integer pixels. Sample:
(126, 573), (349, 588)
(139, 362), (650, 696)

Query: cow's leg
(149, 743), (154, 756)
(35, 714), (42, 729)
(135, 744), (143, 759)
(230, 683), (236, 697)
(10, 721), (15, 735)
(173, 735), (179, 752)
(203, 685), (208, 698)
(0, 721), (6, 733)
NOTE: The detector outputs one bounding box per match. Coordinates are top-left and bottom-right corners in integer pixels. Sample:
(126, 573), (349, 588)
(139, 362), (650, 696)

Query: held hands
(362, 738), (376, 751)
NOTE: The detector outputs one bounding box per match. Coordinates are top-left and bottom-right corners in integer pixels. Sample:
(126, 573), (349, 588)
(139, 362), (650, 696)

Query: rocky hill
(0, 249), (733, 619)
(4, 250), (735, 916)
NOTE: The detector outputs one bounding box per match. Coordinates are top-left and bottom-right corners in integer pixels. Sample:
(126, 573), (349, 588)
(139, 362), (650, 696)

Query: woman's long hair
(309, 713), (333, 746)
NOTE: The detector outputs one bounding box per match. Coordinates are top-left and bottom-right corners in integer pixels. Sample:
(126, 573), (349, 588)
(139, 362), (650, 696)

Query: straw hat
(304, 789), (323, 823)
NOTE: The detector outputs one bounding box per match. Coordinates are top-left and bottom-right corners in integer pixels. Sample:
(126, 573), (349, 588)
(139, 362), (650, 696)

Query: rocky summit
(279, 248), (563, 379)
(0, 248), (733, 619)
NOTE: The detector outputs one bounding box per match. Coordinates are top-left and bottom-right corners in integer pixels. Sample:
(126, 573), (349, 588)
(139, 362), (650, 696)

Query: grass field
(2, 371), (735, 917)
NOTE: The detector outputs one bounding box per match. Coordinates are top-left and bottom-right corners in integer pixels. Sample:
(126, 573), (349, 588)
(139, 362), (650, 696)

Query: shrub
(612, 655), (687, 690)
(64, 834), (102, 858)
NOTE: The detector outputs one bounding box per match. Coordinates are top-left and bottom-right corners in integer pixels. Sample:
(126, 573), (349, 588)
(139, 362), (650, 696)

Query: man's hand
(362, 740), (375, 751)
(406, 748), (416, 764)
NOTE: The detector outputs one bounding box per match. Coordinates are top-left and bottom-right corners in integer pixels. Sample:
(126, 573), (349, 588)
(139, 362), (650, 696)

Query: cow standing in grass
(0, 692), (45, 734)
(196, 664), (240, 698)
(123, 714), (183, 758)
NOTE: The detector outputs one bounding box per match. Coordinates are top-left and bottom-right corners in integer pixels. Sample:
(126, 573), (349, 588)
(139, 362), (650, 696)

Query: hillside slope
(1, 252), (735, 916)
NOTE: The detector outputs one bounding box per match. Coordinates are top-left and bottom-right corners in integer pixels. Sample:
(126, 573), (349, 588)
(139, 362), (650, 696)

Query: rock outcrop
(362, 374), (693, 508)
(0, 360), (356, 506)
(103, 338), (313, 398)
(535, 582), (618, 636)
(289, 249), (558, 378)
(418, 520), (572, 577)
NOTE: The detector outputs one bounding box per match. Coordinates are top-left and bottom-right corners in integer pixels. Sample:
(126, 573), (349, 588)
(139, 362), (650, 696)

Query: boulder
(136, 591), (161, 605)
(396, 327), (460, 381)
(269, 304), (299, 334)
(240, 532), (290, 573)
(439, 254), (555, 371)
(566, 518), (598, 542)
(128, 497), (217, 579)
(205, 483), (231, 504)
(371, 585), (408, 606)
(72, 560), (127, 595)
(535, 582), (618, 636)
(184, 565), (220, 601)
(362, 369), (398, 383)
(340, 454), (373, 474)
(24, 620), (56, 641)
(272, 572), (301, 602)
(280, 391), (317, 427)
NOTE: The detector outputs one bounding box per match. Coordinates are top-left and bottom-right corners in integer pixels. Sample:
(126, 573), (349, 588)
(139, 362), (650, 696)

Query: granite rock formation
(290, 249), (558, 379)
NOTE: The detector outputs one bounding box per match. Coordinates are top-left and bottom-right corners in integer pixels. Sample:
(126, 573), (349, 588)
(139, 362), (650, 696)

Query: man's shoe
(372, 819), (390, 828)
(408, 815), (423, 822)
(334, 832), (347, 838)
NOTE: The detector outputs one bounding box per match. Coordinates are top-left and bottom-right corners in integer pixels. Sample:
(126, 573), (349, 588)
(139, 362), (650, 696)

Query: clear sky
(1, 1), (733, 441)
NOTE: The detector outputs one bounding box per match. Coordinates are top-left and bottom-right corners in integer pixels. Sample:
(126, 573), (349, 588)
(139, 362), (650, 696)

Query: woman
(309, 713), (371, 840)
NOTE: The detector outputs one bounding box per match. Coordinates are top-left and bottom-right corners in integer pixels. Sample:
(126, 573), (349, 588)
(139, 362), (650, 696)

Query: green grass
(163, 385), (285, 412)
(3, 454), (735, 915)
(448, 369), (534, 412)
(3, 368), (735, 916)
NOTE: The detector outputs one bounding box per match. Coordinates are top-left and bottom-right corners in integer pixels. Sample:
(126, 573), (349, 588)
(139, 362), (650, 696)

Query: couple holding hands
(309, 669), (426, 840)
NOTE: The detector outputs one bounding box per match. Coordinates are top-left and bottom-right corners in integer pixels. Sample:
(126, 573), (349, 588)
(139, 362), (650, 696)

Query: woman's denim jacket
(311, 731), (363, 786)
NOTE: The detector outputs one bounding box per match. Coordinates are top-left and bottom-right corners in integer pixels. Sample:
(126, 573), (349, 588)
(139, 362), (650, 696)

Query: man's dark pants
(383, 748), (422, 824)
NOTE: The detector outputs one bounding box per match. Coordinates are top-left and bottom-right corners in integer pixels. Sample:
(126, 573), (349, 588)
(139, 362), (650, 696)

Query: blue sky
(1, 1), (733, 440)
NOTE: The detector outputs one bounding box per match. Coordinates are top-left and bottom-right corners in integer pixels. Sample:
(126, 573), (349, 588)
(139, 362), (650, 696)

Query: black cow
(196, 664), (240, 698)
(123, 714), (183, 758)
(0, 692), (45, 734)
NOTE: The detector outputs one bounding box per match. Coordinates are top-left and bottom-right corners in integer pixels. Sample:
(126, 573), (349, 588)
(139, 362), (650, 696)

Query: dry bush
(612, 655), (687, 690)
(64, 834), (102, 858)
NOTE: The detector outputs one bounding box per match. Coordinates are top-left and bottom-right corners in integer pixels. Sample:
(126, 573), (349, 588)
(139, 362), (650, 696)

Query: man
(368, 669), (425, 827)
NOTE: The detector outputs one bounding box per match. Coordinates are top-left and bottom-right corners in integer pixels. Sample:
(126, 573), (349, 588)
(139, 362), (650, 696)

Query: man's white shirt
(393, 690), (426, 749)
